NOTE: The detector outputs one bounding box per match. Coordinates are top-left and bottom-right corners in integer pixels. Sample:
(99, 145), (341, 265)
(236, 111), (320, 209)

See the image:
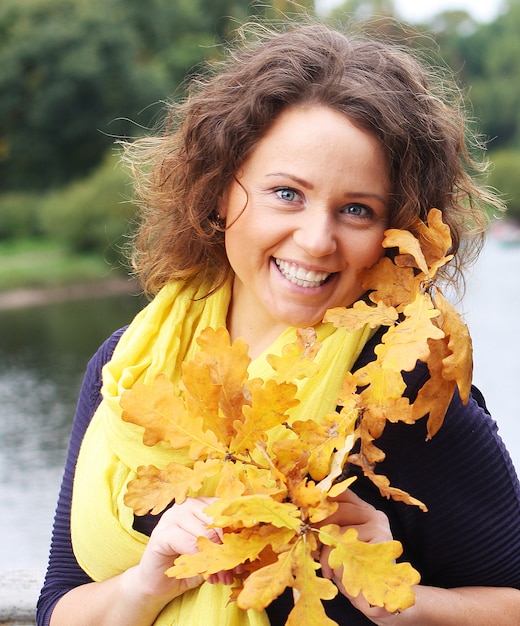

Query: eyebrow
(266, 172), (314, 189)
(266, 172), (388, 205)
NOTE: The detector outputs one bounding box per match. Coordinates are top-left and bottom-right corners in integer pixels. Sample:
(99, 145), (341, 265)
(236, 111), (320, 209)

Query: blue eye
(275, 188), (298, 202)
(344, 204), (370, 217)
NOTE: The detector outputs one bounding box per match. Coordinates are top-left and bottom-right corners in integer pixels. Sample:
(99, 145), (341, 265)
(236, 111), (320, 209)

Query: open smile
(274, 258), (332, 288)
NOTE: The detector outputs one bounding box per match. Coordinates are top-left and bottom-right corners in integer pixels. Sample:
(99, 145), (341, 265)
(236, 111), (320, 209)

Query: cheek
(351, 232), (386, 269)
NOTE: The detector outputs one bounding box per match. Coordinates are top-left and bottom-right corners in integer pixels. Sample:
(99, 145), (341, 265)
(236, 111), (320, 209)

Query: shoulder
(351, 328), (520, 587)
(89, 326), (128, 372)
(71, 327), (128, 440)
(84, 327), (128, 395)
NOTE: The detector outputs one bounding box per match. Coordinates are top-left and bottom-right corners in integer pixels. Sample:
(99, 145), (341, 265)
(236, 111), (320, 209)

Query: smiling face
(220, 105), (391, 353)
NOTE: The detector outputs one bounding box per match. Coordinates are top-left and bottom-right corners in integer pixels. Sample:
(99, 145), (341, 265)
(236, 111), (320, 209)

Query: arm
(38, 329), (233, 626)
(318, 337), (520, 625)
(50, 495), (240, 626)
(49, 500), (212, 626)
(320, 490), (520, 626)
(37, 331), (126, 626)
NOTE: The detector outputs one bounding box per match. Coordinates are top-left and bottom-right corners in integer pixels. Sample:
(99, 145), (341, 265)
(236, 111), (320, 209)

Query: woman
(37, 21), (520, 625)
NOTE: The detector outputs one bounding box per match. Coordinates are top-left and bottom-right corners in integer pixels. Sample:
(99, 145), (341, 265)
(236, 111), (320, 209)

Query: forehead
(241, 105), (389, 181)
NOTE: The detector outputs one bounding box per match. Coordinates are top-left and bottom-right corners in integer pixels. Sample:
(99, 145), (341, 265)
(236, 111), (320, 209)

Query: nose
(292, 209), (337, 258)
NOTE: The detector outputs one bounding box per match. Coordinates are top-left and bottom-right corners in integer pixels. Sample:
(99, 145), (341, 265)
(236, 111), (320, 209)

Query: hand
(126, 496), (232, 603)
(319, 489), (400, 625)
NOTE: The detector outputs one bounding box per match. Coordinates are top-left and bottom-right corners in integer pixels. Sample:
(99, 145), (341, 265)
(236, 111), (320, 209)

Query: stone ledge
(0, 569), (43, 625)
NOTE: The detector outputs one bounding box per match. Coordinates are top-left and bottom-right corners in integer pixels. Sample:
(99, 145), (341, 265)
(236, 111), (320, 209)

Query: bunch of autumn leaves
(121, 209), (472, 625)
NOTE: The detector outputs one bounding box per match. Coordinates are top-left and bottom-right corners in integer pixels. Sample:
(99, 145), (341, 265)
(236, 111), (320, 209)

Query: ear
(217, 188), (230, 220)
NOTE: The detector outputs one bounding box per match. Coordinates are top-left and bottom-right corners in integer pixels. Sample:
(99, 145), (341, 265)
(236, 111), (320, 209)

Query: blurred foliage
(330, 0), (520, 222)
(0, 152), (134, 268)
(487, 150), (520, 221)
(0, 192), (43, 239)
(0, 0), (316, 282)
(0, 0), (161, 190)
(0, 0), (270, 192)
(0, 239), (116, 290)
(38, 152), (134, 263)
(2, 0), (520, 289)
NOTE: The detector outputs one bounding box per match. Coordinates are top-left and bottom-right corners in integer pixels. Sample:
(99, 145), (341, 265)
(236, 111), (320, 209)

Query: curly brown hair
(124, 21), (500, 297)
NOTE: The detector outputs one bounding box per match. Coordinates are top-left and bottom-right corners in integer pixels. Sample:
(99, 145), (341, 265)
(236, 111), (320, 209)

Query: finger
(165, 498), (219, 533)
(319, 545), (334, 580)
(320, 497), (376, 526)
(207, 570), (234, 585)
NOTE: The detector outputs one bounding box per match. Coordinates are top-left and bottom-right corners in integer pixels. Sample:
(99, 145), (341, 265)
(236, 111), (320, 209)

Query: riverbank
(0, 277), (140, 311)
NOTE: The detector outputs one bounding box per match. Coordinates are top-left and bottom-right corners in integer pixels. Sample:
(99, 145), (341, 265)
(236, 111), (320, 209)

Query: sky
(393, 0), (503, 23)
(317, 0), (505, 23)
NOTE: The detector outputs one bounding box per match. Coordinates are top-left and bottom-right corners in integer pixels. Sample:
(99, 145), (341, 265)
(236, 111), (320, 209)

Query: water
(0, 238), (519, 571)
(462, 238), (520, 470)
(0, 293), (144, 571)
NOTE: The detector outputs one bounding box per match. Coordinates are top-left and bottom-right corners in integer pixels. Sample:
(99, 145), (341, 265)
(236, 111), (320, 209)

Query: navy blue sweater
(37, 328), (520, 625)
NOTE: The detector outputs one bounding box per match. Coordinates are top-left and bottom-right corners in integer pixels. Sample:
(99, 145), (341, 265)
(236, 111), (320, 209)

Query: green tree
(38, 151), (134, 262)
(468, 2), (520, 148)
(422, 0), (520, 149)
(0, 0), (311, 194)
(488, 149), (520, 221)
(0, 0), (164, 191)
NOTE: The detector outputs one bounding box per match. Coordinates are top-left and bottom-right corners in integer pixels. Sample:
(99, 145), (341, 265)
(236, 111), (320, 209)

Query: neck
(226, 304), (289, 360)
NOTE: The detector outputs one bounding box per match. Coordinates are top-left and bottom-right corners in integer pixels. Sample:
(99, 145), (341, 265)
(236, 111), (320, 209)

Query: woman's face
(220, 105), (391, 345)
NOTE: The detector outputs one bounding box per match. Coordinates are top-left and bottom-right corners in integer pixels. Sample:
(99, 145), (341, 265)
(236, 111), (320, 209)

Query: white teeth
(275, 259), (330, 288)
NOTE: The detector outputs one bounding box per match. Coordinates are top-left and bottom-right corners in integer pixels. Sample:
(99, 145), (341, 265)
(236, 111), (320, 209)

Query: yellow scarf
(71, 275), (371, 625)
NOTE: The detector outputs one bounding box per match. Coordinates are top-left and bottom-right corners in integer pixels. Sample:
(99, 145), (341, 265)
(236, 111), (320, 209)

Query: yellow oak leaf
(326, 475), (358, 499)
(123, 464), (178, 515)
(307, 436), (337, 482)
(335, 372), (360, 412)
(120, 373), (224, 459)
(324, 299), (398, 331)
(180, 359), (234, 442)
(415, 208), (453, 273)
(351, 363), (414, 442)
(319, 525), (420, 614)
(267, 327), (321, 383)
(271, 437), (310, 478)
(361, 471), (427, 512)
(359, 256), (418, 308)
(350, 421), (387, 467)
(205, 495), (303, 532)
(288, 478), (338, 524)
(374, 293), (444, 372)
(364, 397), (415, 435)
(166, 526), (295, 579)
(382, 209), (453, 281)
(317, 436), (357, 494)
(124, 458), (222, 514)
(355, 360), (407, 407)
(290, 412), (355, 482)
(287, 535), (338, 626)
(214, 462), (280, 500)
(213, 459), (248, 500)
(412, 337), (457, 439)
(382, 228), (429, 275)
(416, 377), (456, 440)
(322, 412), (357, 480)
(231, 379), (299, 454)
(237, 547), (295, 611)
(194, 326), (251, 424)
(433, 291), (473, 403)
